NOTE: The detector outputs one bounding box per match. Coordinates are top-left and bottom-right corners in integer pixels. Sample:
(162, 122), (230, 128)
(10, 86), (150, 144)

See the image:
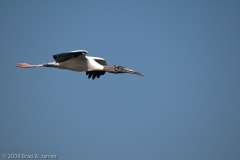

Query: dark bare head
(103, 65), (143, 77)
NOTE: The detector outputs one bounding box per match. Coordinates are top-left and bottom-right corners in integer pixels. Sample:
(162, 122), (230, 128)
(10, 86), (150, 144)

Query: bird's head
(103, 65), (143, 77)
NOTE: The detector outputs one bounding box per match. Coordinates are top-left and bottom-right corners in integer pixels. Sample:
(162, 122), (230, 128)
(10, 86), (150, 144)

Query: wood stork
(14, 50), (143, 80)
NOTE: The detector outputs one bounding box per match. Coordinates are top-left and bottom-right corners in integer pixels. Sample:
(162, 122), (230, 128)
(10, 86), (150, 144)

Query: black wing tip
(53, 55), (57, 61)
(86, 71), (105, 80)
(53, 51), (87, 63)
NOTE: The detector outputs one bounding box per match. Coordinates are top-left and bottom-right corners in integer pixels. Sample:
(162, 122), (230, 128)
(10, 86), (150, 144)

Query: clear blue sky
(1, 0), (240, 159)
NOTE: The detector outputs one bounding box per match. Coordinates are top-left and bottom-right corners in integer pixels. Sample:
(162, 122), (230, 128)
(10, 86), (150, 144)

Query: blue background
(1, 0), (240, 159)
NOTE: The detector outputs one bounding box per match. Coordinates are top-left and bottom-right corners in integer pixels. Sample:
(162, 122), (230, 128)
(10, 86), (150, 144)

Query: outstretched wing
(91, 57), (107, 66)
(85, 57), (107, 80)
(53, 50), (88, 63)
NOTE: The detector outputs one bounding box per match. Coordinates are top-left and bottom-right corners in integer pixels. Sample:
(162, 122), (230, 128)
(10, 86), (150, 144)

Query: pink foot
(14, 63), (30, 68)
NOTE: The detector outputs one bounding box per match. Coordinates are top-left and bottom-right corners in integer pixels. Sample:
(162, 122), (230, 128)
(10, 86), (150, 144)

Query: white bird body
(58, 56), (104, 72)
(15, 50), (143, 80)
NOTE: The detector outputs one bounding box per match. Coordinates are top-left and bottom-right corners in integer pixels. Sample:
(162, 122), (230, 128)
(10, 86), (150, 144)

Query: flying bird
(14, 50), (143, 80)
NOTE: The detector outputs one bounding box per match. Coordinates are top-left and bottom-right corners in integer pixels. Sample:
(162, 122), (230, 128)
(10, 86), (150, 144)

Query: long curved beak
(104, 65), (144, 77)
(121, 67), (144, 77)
